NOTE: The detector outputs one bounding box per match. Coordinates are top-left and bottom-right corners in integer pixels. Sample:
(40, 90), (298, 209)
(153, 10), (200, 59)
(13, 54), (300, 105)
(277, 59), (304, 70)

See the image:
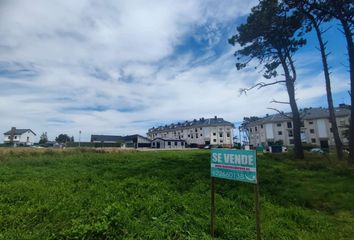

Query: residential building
(91, 134), (151, 148)
(151, 138), (186, 149)
(246, 105), (350, 148)
(3, 127), (36, 146)
(147, 116), (235, 147)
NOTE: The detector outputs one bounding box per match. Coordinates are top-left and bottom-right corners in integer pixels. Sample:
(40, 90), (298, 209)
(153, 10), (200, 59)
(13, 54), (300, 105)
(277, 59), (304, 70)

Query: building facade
(151, 138), (186, 149)
(246, 106), (350, 148)
(147, 116), (235, 147)
(3, 128), (36, 146)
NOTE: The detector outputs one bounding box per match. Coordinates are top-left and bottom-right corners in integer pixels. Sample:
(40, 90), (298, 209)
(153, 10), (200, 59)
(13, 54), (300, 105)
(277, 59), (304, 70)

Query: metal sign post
(210, 148), (261, 239)
(210, 177), (216, 239)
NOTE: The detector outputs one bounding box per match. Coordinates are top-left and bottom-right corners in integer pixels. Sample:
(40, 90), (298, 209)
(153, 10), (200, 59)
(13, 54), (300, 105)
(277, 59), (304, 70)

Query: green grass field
(0, 149), (354, 239)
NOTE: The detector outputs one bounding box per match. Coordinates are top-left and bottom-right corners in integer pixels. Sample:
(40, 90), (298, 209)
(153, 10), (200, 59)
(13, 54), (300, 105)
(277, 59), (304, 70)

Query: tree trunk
(279, 52), (304, 159)
(311, 16), (343, 160)
(341, 20), (354, 165)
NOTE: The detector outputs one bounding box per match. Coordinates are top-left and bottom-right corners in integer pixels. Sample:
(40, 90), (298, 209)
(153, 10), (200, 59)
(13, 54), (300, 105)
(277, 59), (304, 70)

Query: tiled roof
(4, 129), (36, 135)
(148, 117), (234, 133)
(246, 106), (350, 127)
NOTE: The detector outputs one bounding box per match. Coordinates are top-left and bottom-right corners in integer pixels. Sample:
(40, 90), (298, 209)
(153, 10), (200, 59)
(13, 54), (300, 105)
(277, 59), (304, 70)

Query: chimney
(214, 115), (217, 119)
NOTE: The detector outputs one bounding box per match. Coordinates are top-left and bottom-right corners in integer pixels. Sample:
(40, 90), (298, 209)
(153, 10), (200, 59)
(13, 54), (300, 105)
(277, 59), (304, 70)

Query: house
(90, 134), (151, 148)
(151, 138), (186, 149)
(147, 116), (235, 147)
(245, 105), (350, 149)
(3, 127), (36, 146)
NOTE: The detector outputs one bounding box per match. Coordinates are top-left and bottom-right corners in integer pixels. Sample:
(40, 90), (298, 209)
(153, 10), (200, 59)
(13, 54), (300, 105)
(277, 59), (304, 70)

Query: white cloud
(0, 0), (349, 142)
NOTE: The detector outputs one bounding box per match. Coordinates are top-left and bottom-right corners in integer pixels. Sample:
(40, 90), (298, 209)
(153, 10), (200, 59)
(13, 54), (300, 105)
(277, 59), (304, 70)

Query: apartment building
(147, 116), (235, 147)
(246, 105), (350, 148)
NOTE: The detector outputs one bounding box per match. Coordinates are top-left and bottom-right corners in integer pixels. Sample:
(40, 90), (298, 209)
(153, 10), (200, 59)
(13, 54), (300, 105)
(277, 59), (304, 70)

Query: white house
(147, 116), (235, 147)
(3, 127), (36, 146)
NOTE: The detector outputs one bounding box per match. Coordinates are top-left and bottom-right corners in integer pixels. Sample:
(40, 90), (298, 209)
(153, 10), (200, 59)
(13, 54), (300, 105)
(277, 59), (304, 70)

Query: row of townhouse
(147, 116), (235, 147)
(246, 105), (350, 148)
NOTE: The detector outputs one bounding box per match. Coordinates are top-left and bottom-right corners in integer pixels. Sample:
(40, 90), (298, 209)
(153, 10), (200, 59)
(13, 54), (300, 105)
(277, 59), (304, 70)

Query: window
(213, 132), (216, 136)
(309, 121), (313, 125)
(311, 138), (316, 143)
(220, 140), (223, 143)
(278, 131), (282, 135)
(330, 128), (333, 132)
(290, 139), (294, 144)
(152, 142), (155, 147)
(168, 141), (171, 146)
(200, 128), (202, 130)
(288, 130), (293, 137)
(200, 134), (202, 137)
(261, 125), (263, 129)
(250, 128), (253, 132)
(14, 136), (17, 139)
(196, 134), (198, 138)
(8, 136), (10, 139)
(219, 133), (223, 137)
(195, 128), (198, 132)
(310, 129), (315, 134)
(213, 139), (216, 142)
(277, 123), (281, 127)
(227, 132), (230, 137)
(287, 122), (292, 128)
(255, 127), (258, 131)
(174, 142), (177, 146)
(301, 121), (305, 127)
(188, 134), (190, 138)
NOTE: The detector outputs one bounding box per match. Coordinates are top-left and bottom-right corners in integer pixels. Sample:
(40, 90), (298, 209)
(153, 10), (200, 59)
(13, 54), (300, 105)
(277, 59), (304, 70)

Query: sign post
(210, 149), (260, 239)
(210, 177), (215, 239)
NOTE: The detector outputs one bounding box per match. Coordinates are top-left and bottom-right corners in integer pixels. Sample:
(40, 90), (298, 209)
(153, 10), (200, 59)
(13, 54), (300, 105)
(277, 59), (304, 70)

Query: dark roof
(4, 129), (36, 136)
(246, 106), (350, 127)
(148, 117), (234, 133)
(91, 135), (125, 142)
(91, 134), (150, 142)
(152, 138), (186, 142)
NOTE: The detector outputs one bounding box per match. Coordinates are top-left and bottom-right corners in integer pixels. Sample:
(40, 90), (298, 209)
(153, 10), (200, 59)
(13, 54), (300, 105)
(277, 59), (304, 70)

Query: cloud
(0, 0), (349, 142)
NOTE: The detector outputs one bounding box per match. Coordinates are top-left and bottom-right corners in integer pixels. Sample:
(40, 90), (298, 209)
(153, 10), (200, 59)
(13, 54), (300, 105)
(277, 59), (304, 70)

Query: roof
(152, 138), (186, 142)
(4, 129), (36, 136)
(148, 117), (234, 133)
(91, 134), (151, 142)
(91, 135), (125, 142)
(246, 106), (350, 127)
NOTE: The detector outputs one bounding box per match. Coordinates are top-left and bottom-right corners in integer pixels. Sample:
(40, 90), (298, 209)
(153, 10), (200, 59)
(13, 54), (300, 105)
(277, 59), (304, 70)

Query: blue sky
(0, 0), (350, 142)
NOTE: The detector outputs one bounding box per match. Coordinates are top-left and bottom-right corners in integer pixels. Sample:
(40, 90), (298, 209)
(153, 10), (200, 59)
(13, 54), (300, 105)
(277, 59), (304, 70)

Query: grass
(0, 149), (354, 239)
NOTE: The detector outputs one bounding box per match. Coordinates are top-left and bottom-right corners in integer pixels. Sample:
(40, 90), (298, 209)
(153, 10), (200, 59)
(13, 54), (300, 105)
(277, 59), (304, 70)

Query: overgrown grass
(0, 149), (353, 239)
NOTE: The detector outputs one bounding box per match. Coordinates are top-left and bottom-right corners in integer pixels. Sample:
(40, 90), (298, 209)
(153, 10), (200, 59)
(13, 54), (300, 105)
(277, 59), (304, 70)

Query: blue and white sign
(211, 149), (257, 184)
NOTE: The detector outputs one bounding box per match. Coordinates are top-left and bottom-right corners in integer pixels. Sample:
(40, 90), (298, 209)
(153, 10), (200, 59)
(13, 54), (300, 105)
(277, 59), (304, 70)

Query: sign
(211, 149), (257, 184)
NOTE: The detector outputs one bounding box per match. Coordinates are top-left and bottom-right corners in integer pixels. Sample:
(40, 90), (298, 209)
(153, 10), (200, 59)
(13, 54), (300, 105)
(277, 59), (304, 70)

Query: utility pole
(79, 130), (81, 148)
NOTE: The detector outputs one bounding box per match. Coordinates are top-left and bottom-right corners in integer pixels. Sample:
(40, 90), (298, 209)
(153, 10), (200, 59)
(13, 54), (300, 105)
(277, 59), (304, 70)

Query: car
(203, 145), (211, 149)
(310, 148), (324, 154)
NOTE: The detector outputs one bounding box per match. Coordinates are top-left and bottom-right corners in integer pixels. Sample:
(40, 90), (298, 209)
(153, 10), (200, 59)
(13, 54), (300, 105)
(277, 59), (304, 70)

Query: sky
(0, 0), (351, 142)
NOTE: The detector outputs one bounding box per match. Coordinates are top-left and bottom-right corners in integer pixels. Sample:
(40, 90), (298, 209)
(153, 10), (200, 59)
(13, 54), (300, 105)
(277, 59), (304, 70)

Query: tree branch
(267, 108), (292, 119)
(239, 80), (286, 95)
(270, 99), (290, 104)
